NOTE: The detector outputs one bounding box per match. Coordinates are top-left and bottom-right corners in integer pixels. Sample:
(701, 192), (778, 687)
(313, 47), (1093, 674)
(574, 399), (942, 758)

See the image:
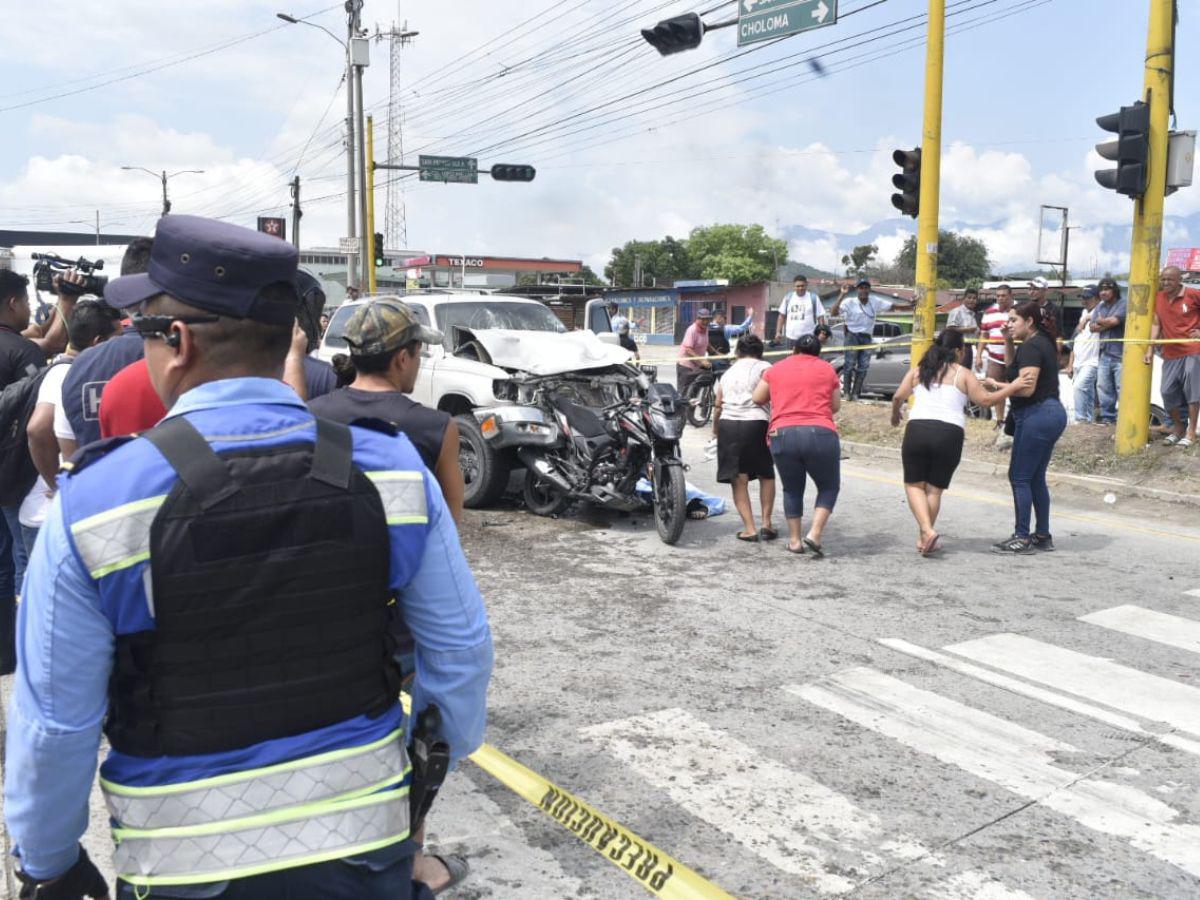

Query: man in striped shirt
(979, 284), (1015, 433)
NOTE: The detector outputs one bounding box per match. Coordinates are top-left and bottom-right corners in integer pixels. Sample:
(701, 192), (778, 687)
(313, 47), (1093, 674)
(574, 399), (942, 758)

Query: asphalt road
(4, 417), (1199, 899)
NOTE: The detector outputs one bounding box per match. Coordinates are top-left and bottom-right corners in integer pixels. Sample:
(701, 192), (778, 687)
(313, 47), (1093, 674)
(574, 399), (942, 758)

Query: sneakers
(994, 433), (1014, 450)
(992, 535), (1035, 554)
(1030, 533), (1056, 552)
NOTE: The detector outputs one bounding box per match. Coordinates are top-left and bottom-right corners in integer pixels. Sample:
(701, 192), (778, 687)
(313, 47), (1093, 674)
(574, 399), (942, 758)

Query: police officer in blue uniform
(5, 215), (493, 899)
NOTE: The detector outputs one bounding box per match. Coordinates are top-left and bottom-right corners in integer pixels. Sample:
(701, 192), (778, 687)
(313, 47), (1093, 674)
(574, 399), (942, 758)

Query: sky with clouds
(1, 0), (1198, 277)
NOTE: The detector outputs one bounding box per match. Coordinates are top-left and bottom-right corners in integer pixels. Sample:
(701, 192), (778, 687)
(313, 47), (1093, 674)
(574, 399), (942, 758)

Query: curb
(840, 440), (1200, 510)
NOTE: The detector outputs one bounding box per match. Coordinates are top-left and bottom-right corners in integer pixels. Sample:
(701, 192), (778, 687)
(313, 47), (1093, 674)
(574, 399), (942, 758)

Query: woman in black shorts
(713, 334), (776, 541)
(890, 331), (1010, 555)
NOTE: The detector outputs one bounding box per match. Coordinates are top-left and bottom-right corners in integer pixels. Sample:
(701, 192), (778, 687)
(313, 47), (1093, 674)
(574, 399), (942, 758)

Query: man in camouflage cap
(343, 298), (443, 361)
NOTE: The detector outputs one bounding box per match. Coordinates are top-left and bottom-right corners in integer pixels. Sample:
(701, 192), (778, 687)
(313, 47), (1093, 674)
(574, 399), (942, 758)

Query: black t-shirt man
(0, 324), (44, 389)
(308, 388), (450, 472)
(1007, 331), (1060, 409)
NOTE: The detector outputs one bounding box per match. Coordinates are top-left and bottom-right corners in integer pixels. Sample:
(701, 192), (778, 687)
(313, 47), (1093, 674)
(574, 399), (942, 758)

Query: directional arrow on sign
(812, 0), (829, 22)
(737, 0), (839, 46)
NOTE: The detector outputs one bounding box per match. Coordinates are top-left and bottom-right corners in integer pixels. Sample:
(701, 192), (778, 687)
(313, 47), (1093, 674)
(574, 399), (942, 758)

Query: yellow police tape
(638, 335), (1198, 367)
(397, 693), (733, 897)
(468, 744), (735, 899)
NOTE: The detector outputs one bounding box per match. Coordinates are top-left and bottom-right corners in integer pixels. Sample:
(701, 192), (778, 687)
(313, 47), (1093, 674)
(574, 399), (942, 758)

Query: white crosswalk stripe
(788, 667), (1200, 880)
(1080, 604), (1200, 655)
(582, 707), (1030, 897)
(879, 637), (1200, 758)
(945, 632), (1200, 737)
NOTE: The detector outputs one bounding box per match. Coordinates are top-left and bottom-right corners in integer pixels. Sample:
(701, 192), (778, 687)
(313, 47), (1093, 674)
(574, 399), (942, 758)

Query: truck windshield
(434, 301), (566, 336)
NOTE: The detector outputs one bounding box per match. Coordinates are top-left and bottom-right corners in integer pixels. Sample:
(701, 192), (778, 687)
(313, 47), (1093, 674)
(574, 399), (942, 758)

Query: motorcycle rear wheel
(654, 464), (687, 545)
(686, 382), (714, 427)
(523, 468), (570, 517)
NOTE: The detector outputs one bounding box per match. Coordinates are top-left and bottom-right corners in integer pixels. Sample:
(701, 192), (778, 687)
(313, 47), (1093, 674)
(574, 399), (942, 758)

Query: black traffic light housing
(641, 13), (704, 56)
(490, 164), (536, 182)
(373, 232), (386, 268)
(891, 148), (922, 219)
(1095, 101), (1150, 198)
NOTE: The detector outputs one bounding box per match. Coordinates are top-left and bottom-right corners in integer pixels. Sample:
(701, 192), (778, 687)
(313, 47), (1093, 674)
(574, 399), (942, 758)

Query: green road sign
(737, 0), (837, 47)
(418, 155), (479, 184)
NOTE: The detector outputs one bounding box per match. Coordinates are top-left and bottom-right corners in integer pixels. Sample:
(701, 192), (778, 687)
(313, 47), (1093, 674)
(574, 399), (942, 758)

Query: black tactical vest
(106, 416), (402, 757)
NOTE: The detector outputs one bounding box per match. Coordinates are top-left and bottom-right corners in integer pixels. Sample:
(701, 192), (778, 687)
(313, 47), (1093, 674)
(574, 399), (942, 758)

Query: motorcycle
(683, 357), (731, 428)
(478, 368), (690, 544)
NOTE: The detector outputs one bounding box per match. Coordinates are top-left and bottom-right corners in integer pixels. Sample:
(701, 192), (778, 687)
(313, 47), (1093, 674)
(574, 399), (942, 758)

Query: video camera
(31, 252), (108, 297)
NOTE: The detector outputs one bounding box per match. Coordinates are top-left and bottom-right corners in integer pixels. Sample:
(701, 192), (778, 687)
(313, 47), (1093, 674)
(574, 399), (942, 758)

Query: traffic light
(490, 164), (536, 182)
(373, 232), (386, 268)
(891, 148), (921, 218)
(641, 13), (704, 56)
(1095, 102), (1150, 198)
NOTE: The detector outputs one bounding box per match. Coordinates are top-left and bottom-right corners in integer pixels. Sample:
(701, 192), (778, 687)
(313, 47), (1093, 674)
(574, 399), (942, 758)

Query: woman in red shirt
(751, 334), (842, 556)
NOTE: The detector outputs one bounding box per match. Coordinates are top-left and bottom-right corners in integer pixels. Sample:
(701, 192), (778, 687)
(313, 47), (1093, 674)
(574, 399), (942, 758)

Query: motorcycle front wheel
(686, 382), (714, 427)
(653, 464), (687, 545)
(523, 468), (570, 517)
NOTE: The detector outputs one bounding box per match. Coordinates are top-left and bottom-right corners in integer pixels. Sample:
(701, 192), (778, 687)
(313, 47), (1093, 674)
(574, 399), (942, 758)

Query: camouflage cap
(342, 298), (443, 357)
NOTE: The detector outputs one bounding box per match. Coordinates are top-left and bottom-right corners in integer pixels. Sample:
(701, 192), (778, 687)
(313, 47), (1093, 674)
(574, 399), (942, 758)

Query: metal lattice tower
(378, 10), (418, 249)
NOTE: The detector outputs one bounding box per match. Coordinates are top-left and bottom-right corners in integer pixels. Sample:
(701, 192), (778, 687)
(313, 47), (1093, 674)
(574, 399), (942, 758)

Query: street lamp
(277, 6), (366, 290)
(121, 167), (205, 217)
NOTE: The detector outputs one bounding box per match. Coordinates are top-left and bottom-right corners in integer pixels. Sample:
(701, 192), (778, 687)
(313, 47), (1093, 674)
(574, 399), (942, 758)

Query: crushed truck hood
(455, 328), (633, 375)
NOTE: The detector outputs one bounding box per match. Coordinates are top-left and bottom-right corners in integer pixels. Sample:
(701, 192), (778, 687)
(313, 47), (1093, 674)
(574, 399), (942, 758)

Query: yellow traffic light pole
(911, 0), (945, 370)
(1116, 0), (1174, 456)
(366, 115), (378, 295)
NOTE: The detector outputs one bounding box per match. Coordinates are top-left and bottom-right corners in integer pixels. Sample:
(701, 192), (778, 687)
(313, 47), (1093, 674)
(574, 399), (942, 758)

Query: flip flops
(736, 531), (760, 542)
(1163, 434), (1181, 446)
(803, 538), (824, 558)
(427, 854), (470, 896)
(760, 526), (779, 541)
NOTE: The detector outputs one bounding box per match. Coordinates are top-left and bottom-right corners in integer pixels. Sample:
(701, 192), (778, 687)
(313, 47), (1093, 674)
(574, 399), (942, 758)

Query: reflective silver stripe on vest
(366, 471), (428, 525)
(113, 788), (409, 885)
(101, 728), (410, 829)
(71, 494), (167, 579)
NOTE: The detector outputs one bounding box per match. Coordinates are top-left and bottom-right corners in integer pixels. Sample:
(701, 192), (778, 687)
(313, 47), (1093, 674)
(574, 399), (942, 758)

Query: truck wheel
(456, 414), (510, 509)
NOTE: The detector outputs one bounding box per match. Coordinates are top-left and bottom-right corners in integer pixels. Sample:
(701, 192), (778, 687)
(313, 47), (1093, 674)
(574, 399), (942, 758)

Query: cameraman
(60, 238), (153, 445)
(21, 272), (81, 359)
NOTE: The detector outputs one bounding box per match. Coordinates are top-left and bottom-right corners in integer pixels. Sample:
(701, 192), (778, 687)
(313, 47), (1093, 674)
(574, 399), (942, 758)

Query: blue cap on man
(104, 215), (300, 325)
(1081, 285), (1099, 300)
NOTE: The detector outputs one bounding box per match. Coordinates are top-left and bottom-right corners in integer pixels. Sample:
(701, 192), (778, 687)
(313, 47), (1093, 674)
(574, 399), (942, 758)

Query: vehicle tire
(456, 414), (510, 509)
(686, 382), (714, 428)
(653, 464), (687, 545)
(1150, 405), (1167, 430)
(522, 468), (570, 517)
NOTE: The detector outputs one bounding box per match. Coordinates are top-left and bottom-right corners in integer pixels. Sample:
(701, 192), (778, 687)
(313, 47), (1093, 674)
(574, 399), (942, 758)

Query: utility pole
(344, 4), (359, 290)
(289, 176), (302, 249)
(95, 210), (101, 246)
(910, 0), (945, 371)
(121, 166), (204, 218)
(1116, 0), (1175, 456)
(352, 3), (370, 290)
(366, 116), (378, 294)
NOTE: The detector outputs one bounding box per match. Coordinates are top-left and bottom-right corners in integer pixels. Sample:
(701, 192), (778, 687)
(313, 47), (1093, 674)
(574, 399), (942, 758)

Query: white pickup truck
(318, 291), (631, 507)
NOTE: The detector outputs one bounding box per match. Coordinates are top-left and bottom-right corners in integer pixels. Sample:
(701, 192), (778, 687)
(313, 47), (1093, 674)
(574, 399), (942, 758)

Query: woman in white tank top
(890, 331), (1011, 555)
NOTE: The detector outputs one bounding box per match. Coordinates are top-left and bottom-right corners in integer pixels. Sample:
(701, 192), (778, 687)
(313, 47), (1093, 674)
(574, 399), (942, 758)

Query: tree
(685, 224), (788, 285)
(604, 237), (693, 288)
(896, 230), (991, 286)
(841, 244), (878, 277)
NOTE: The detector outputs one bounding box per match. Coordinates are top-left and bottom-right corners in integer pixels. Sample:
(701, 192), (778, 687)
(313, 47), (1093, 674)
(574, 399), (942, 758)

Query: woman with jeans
(751, 335), (841, 556)
(986, 300), (1067, 554)
(713, 334), (776, 541)
(890, 331), (1013, 556)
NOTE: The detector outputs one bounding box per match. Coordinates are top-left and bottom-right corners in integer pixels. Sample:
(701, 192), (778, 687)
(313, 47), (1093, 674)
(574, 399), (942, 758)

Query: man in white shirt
(608, 301), (629, 333)
(774, 275), (826, 344)
(946, 288), (980, 370)
(978, 284), (1015, 432)
(19, 299), (116, 550)
(1067, 286), (1101, 423)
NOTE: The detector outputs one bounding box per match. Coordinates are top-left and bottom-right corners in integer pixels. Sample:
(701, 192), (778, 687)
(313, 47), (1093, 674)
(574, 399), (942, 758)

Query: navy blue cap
(1081, 285), (1100, 299)
(105, 215), (299, 325)
(856, 279), (871, 288)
